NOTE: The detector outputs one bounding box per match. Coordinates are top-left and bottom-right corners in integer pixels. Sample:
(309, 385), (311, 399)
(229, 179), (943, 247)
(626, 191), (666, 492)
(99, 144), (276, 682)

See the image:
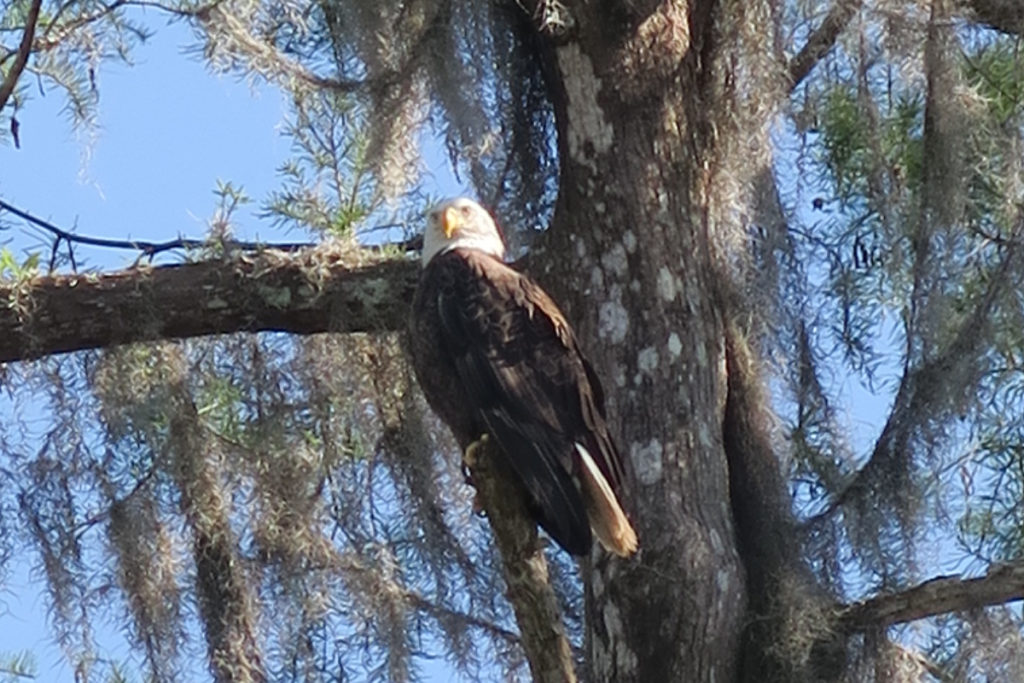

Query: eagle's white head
(422, 197), (506, 265)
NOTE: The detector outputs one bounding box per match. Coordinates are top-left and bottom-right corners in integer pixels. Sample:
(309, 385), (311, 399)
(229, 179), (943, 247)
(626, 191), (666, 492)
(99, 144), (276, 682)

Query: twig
(0, 0), (43, 112)
(0, 665), (34, 680)
(403, 590), (520, 646)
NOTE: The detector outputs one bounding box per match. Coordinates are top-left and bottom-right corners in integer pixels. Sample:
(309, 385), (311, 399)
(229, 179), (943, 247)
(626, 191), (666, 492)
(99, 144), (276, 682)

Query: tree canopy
(3, 0), (1024, 681)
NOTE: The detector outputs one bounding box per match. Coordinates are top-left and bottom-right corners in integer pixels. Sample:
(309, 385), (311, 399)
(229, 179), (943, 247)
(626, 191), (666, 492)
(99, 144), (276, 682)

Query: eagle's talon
(463, 433), (490, 469)
(463, 435), (490, 516)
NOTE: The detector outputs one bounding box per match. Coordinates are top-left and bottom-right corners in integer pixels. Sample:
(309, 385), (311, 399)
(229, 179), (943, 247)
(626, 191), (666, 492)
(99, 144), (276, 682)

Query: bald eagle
(409, 197), (638, 557)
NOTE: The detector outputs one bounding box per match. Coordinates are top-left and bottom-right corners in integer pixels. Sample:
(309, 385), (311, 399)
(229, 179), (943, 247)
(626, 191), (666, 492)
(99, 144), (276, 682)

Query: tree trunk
(520, 2), (776, 679)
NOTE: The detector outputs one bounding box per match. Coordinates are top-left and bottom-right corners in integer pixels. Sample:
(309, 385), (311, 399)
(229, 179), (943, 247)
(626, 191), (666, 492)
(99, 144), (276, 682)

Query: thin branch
(0, 0), (43, 112)
(0, 199), (421, 259)
(788, 0), (862, 91)
(0, 666), (34, 680)
(196, 1), (408, 96)
(403, 590), (520, 646)
(0, 199), (314, 257)
(31, 0), (214, 53)
(839, 561), (1024, 631)
(327, 547), (523, 656)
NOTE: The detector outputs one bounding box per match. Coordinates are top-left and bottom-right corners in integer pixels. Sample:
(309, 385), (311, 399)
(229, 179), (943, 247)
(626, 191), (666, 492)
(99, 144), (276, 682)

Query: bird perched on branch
(409, 197), (638, 557)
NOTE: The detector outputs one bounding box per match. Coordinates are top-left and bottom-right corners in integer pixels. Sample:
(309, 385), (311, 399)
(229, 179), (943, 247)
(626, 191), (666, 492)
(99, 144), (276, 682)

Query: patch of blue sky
(0, 12), (471, 682)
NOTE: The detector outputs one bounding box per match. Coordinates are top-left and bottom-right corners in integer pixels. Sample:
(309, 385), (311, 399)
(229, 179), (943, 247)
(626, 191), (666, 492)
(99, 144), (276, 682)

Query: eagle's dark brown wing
(427, 248), (632, 556)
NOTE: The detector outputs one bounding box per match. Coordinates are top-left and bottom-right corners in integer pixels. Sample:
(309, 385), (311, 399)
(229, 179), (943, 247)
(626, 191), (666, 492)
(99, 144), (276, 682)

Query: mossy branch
(0, 250), (420, 362)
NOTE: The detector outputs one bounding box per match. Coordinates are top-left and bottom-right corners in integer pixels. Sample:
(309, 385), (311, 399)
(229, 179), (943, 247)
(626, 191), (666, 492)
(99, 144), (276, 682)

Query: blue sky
(0, 20), (292, 682)
(2, 21), (291, 269)
(0, 15), (476, 680)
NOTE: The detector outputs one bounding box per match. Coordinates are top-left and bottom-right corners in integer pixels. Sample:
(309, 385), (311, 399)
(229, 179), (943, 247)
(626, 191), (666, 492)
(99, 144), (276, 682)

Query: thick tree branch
(0, 250), (420, 362)
(0, 0), (43, 112)
(467, 439), (577, 683)
(840, 561), (1024, 631)
(788, 0), (861, 91)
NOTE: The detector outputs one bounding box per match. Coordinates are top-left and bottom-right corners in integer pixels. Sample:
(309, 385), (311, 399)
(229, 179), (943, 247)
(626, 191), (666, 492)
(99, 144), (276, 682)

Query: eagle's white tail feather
(574, 443), (638, 557)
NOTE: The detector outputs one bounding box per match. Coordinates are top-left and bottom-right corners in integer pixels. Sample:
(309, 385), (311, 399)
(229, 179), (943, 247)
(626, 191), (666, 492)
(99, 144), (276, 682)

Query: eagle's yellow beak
(442, 206), (462, 239)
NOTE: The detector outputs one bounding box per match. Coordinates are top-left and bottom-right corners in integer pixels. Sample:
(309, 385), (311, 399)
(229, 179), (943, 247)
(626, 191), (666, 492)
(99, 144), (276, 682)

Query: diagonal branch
(0, 0), (43, 113)
(0, 250), (420, 363)
(329, 548), (522, 646)
(788, 0), (862, 91)
(839, 561), (1024, 631)
(403, 589), (521, 646)
(466, 439), (577, 683)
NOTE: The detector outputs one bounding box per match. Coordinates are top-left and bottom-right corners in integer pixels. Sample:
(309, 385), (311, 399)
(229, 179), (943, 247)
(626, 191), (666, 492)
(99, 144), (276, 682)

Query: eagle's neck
(422, 234), (506, 265)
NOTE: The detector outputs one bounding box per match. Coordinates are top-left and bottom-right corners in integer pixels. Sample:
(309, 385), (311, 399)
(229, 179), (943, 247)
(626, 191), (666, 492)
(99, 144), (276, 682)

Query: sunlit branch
(466, 440), (578, 683)
(196, 0), (437, 96)
(0, 254), (420, 363)
(33, 0), (215, 52)
(0, 0), (43, 113)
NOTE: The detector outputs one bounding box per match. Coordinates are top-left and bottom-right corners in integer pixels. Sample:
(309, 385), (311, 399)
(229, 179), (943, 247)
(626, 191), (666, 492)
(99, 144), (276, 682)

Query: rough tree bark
(521, 3), (752, 681)
(466, 441), (576, 683)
